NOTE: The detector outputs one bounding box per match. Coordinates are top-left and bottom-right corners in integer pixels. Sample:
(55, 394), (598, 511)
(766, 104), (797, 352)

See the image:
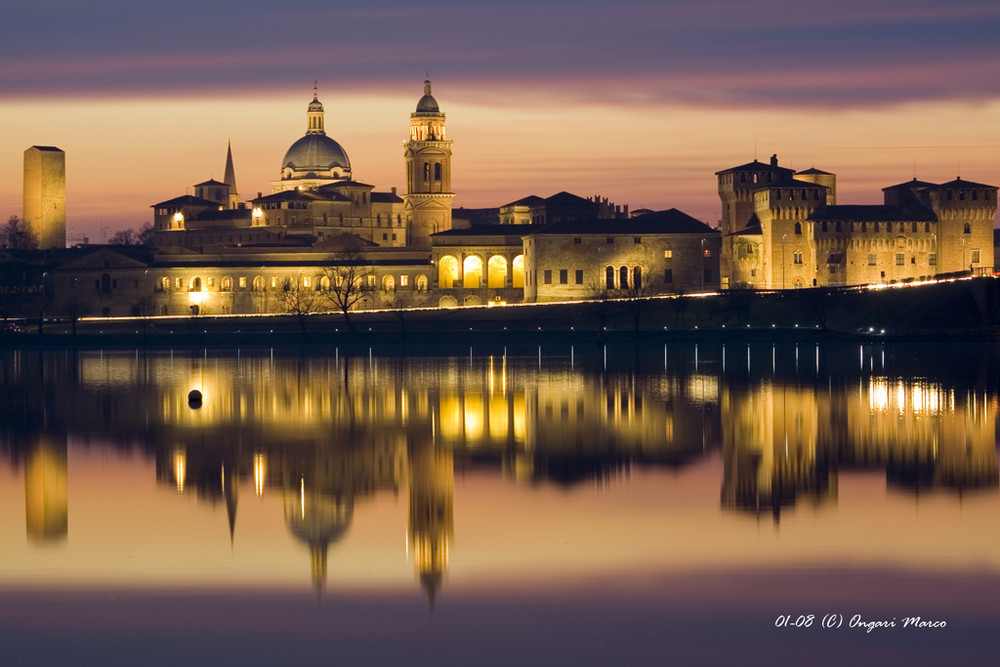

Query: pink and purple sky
(2, 0), (998, 240)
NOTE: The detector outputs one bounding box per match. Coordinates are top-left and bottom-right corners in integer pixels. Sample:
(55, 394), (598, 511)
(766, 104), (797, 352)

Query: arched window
(606, 266), (615, 289)
(463, 255), (483, 288)
(512, 255), (524, 288)
(319, 275), (331, 290)
(619, 266), (629, 289)
(160, 276), (170, 290)
(100, 273), (112, 293)
(439, 255), (459, 288)
(633, 266), (642, 290)
(383, 274), (395, 291)
(794, 222), (802, 235)
(423, 163), (430, 180)
(253, 275), (264, 290)
(416, 274), (428, 291)
(191, 277), (202, 292)
(487, 255), (507, 288)
(434, 163), (442, 181)
(222, 276), (233, 291)
(964, 222), (971, 234)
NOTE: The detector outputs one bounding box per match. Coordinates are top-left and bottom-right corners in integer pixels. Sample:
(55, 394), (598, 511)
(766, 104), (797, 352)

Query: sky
(2, 0), (999, 239)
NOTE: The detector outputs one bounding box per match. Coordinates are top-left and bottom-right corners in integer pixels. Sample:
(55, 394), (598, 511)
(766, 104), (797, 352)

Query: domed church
(151, 82), (453, 250)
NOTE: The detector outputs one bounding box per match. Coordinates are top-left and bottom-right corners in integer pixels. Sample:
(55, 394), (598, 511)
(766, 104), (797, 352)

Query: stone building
(499, 191), (626, 225)
(718, 155), (997, 289)
(522, 209), (721, 303)
(23, 146), (66, 249)
(430, 225), (532, 307)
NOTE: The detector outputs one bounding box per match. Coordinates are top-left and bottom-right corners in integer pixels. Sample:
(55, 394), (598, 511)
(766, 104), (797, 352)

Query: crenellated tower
(403, 80), (454, 246)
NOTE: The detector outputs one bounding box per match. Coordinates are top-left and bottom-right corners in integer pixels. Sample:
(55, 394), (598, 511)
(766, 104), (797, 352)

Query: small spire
(424, 79), (432, 96)
(313, 80), (319, 99)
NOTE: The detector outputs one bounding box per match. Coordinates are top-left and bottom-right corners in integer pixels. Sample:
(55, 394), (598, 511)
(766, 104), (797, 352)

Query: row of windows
(542, 269), (585, 285)
(438, 254), (525, 289)
(158, 274), (430, 292)
(422, 162), (443, 181)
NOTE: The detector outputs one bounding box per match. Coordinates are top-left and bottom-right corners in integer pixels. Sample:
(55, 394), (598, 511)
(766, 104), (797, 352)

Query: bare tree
(0, 216), (38, 250)
(281, 275), (320, 335)
(108, 222), (154, 246)
(593, 264), (665, 332)
(318, 256), (375, 333)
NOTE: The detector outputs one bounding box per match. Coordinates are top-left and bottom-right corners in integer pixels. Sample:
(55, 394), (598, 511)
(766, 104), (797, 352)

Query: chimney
(392, 186), (397, 195)
(770, 154), (778, 167)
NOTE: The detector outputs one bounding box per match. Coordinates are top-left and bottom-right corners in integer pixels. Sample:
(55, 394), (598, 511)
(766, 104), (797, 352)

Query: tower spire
(223, 140), (239, 208)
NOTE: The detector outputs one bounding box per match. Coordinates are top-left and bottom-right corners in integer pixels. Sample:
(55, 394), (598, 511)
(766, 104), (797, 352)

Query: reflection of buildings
(3, 347), (999, 587)
(721, 375), (999, 520)
(25, 435), (68, 542)
(408, 434), (453, 605)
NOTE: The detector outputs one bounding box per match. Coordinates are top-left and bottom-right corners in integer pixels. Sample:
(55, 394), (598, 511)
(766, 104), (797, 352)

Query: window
(271, 276), (279, 288)
(836, 222), (842, 232)
(606, 237), (614, 244)
(971, 249), (981, 264)
(191, 277), (202, 291)
(664, 269), (673, 283)
(794, 222), (802, 235)
(895, 253), (904, 266)
(416, 274), (428, 291)
(821, 221), (827, 232)
(964, 222), (971, 234)
(793, 251), (803, 265)
(575, 270), (583, 284)
(253, 276), (264, 290)
(873, 223), (879, 233)
(929, 253), (937, 266)
(543, 270), (552, 284)
(434, 163), (442, 181)
(606, 266), (615, 289)
(222, 277), (233, 290)
(574, 237), (581, 244)
(400, 274), (409, 287)
(912, 222), (918, 233)
(161, 277), (169, 290)
(302, 276), (311, 288)
(239, 276), (247, 288)
(559, 269), (567, 284)
(619, 266), (629, 289)
(634, 237), (641, 244)
(207, 277), (215, 288)
(867, 253), (877, 266)
(175, 277), (183, 289)
(633, 266), (642, 289)
(664, 249), (672, 259)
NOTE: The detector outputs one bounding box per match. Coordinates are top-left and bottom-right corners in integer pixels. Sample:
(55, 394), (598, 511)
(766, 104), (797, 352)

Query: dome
(282, 133), (351, 172)
(415, 79), (440, 113)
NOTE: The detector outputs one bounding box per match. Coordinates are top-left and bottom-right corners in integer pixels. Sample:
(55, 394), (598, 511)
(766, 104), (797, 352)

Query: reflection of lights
(253, 453), (266, 497)
(300, 477), (305, 519)
(173, 448), (186, 493)
(685, 374), (718, 405)
(868, 379), (889, 412)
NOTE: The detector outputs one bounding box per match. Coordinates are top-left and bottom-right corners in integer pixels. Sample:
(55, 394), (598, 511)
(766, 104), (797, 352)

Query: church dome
(415, 79), (440, 113)
(282, 134), (351, 173)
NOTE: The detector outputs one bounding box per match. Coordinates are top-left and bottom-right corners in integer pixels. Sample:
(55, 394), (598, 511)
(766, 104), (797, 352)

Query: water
(1, 343), (998, 665)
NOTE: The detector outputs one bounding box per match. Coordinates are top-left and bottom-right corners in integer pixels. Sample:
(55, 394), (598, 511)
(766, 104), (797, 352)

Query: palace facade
(718, 155), (997, 289)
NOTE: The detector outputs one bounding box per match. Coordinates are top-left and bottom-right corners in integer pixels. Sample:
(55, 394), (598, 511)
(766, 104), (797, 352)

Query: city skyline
(2, 0), (999, 238)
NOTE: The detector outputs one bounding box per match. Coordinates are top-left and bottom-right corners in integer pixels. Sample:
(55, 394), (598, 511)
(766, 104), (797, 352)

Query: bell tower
(403, 80), (454, 246)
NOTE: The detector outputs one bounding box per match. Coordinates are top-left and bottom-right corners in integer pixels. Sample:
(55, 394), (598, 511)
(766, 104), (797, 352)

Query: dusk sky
(3, 0), (999, 239)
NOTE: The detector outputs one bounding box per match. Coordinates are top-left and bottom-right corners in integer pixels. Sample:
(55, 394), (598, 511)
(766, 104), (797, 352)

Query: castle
(717, 155), (996, 289)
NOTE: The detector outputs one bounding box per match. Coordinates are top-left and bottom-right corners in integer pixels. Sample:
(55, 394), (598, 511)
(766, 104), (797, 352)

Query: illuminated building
(718, 155), (998, 288)
(22, 145), (66, 249)
(403, 80), (455, 246)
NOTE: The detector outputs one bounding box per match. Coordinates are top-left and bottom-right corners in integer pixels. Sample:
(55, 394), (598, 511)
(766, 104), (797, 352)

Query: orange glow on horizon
(1, 93), (998, 238)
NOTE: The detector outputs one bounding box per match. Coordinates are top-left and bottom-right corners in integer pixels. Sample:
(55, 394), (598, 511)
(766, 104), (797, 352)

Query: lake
(1, 342), (998, 665)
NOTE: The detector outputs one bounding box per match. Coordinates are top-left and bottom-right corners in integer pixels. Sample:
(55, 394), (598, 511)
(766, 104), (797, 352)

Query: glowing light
(253, 452), (266, 497)
(173, 448), (186, 493)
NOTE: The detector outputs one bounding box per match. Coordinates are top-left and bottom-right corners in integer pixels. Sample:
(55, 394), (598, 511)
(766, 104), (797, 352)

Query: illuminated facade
(717, 155), (998, 289)
(403, 80), (454, 246)
(23, 145), (66, 249)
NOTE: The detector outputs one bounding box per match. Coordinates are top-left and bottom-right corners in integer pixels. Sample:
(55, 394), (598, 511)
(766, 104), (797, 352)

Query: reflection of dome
(415, 79), (440, 113)
(285, 493), (354, 592)
(282, 134), (351, 173)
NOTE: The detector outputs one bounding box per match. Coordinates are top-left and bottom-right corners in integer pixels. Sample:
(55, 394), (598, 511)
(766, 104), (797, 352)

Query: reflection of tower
(408, 435), (454, 606)
(223, 462), (239, 545)
(284, 479), (354, 594)
(23, 145), (66, 249)
(25, 435), (68, 542)
(403, 80), (454, 246)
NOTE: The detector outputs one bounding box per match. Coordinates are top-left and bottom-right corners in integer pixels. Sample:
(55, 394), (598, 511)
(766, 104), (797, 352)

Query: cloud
(2, 0), (998, 109)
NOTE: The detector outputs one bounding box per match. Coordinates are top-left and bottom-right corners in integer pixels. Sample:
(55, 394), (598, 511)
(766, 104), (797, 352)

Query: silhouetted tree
(319, 255), (375, 333)
(108, 222), (154, 246)
(0, 216), (38, 250)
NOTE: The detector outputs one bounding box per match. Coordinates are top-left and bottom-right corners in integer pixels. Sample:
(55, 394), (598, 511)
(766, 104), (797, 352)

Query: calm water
(2, 342), (999, 665)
